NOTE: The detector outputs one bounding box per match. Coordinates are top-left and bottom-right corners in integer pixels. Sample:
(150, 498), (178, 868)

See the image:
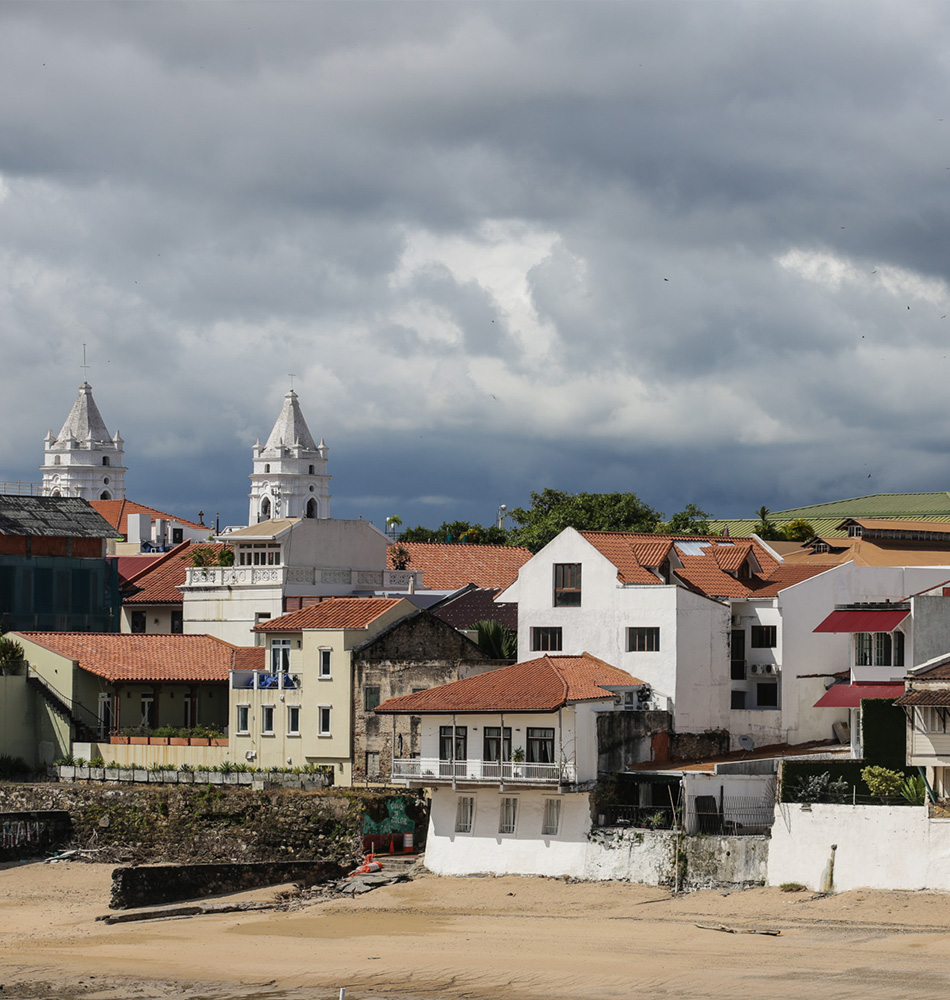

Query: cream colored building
(229, 596), (416, 782)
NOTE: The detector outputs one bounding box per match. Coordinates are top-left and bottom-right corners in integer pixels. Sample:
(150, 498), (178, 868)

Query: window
(483, 726), (511, 762)
(527, 727), (555, 764)
(170, 610), (183, 634)
(541, 798), (561, 836)
(319, 648), (332, 677)
(917, 707), (950, 733)
(553, 563), (582, 607)
(172, 528), (183, 545)
(364, 685), (381, 712)
(130, 610), (146, 633)
(731, 690), (747, 710)
(271, 638), (291, 673)
(855, 631), (904, 667)
(318, 706), (332, 736)
(499, 797), (518, 835)
(439, 725), (467, 761)
(730, 629), (745, 680)
(531, 627), (562, 652)
(627, 627), (660, 652)
(455, 796), (475, 833)
(140, 695), (155, 728)
(102, 456), (110, 466)
(261, 705), (275, 734)
(287, 705), (300, 735)
(750, 625), (777, 648)
(236, 705), (250, 734)
(309, 465), (315, 475)
(756, 682), (779, 708)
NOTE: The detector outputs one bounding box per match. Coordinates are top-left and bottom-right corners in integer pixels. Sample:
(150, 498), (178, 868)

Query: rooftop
(376, 652), (640, 714)
(253, 596), (408, 632)
(393, 542), (532, 590)
(0, 495), (118, 539)
(12, 631), (262, 683)
(122, 541), (230, 604)
(91, 498), (205, 536)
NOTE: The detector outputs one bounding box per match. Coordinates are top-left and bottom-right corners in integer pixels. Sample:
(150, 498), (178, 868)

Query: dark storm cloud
(3, 1), (950, 529)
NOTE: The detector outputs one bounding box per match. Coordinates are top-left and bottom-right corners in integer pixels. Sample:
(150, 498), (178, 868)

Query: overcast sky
(3, 2), (950, 532)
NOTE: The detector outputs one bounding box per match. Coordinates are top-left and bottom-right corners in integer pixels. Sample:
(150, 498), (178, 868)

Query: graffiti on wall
(1, 819), (49, 849)
(0, 811), (70, 857)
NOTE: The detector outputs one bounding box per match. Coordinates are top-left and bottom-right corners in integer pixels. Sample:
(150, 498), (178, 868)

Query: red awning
(813, 682), (906, 708)
(813, 609), (909, 633)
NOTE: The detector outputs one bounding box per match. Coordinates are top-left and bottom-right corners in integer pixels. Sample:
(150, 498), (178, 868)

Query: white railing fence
(391, 757), (575, 784)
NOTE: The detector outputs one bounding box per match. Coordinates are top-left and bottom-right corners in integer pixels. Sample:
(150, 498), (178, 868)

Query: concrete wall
(0, 673), (40, 765)
(768, 802), (950, 891)
(424, 785), (767, 887)
(74, 741), (231, 769)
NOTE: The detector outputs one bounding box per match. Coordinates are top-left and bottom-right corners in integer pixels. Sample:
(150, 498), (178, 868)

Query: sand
(2, 860), (950, 1000)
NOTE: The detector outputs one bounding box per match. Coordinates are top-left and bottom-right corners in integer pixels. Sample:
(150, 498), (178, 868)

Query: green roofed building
(712, 493), (950, 539)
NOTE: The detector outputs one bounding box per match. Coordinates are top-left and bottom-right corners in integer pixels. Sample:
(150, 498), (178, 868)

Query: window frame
(287, 704), (300, 736)
(553, 563), (582, 607)
(627, 626), (660, 652)
(541, 797), (561, 836)
(455, 796), (475, 834)
(261, 704), (275, 735)
(750, 625), (777, 648)
(526, 727), (555, 764)
(364, 685), (381, 712)
(271, 638), (291, 673)
(318, 705), (332, 736)
(498, 796), (519, 835)
(530, 626), (563, 652)
(318, 647), (332, 678)
(236, 704), (250, 735)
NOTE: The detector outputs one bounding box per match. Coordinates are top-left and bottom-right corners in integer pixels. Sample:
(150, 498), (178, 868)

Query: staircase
(26, 674), (100, 743)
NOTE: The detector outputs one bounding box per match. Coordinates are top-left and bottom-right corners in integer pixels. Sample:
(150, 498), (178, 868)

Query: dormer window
(848, 524), (863, 537)
(814, 542), (829, 553)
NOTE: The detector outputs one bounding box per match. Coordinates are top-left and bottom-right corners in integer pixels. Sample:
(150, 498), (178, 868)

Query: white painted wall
(768, 802), (950, 891)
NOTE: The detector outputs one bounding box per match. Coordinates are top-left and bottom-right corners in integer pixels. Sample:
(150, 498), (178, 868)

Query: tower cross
(288, 373), (296, 392)
(81, 343), (90, 382)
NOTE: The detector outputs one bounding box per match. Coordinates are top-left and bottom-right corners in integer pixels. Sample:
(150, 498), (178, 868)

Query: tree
(784, 518), (816, 542)
(753, 506), (786, 541)
(663, 503), (713, 535)
(508, 489), (664, 553)
(385, 515), (403, 540)
(389, 544), (411, 570)
(397, 520), (510, 545)
(0, 636), (24, 665)
(474, 620), (518, 659)
(187, 545), (234, 567)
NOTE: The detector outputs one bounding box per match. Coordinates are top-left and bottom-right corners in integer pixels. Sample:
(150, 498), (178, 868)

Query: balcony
(229, 670), (300, 691)
(391, 757), (575, 786)
(184, 566), (424, 591)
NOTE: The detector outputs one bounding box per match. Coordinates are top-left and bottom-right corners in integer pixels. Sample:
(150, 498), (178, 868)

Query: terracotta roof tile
(674, 560), (829, 599)
(376, 652), (640, 714)
(430, 587), (519, 630)
(91, 499), (206, 536)
(254, 596), (406, 632)
(712, 540), (753, 573)
(123, 542), (229, 605)
(392, 542), (532, 590)
(12, 631), (261, 683)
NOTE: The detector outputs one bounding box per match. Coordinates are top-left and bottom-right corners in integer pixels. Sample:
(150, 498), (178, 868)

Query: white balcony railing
(185, 566), (425, 590)
(229, 670), (300, 691)
(391, 757), (575, 785)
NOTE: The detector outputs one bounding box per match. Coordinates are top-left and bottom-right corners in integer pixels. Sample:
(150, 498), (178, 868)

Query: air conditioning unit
(750, 664), (760, 674)
(762, 664), (774, 675)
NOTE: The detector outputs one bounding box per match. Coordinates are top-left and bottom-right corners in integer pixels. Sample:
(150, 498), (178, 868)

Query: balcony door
(439, 725), (467, 777)
(483, 726), (511, 778)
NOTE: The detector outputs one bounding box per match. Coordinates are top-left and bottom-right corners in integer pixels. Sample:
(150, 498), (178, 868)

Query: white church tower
(41, 382), (126, 500)
(249, 389), (330, 523)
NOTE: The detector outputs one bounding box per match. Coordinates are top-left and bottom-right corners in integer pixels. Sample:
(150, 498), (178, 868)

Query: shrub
(89, 756), (106, 768)
(0, 754), (33, 778)
(790, 771), (850, 804)
(900, 774), (927, 806)
(862, 765), (905, 801)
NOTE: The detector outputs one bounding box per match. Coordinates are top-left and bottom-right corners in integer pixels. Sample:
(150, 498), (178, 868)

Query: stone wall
(0, 783), (426, 864)
(110, 860), (345, 909)
(596, 710), (671, 772)
(351, 611), (495, 783)
(670, 729), (730, 762)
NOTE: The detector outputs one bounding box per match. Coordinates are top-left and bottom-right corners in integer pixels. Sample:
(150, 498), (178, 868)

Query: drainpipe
(558, 707), (564, 789)
(452, 712), (457, 790)
(499, 711), (505, 791)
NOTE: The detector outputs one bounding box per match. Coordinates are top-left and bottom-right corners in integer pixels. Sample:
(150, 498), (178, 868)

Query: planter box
(177, 771), (194, 784)
(89, 768), (105, 781)
(110, 736), (130, 745)
(236, 772), (253, 785)
(129, 737), (148, 746)
(169, 738), (189, 747)
(159, 770), (178, 783)
(210, 738), (228, 747)
(104, 769), (121, 782)
(149, 737), (169, 746)
(132, 769), (149, 783)
(57, 766), (76, 781)
(189, 738), (210, 747)
(75, 767), (91, 780)
(194, 771), (211, 783)
(209, 772), (224, 785)
(117, 769), (133, 782)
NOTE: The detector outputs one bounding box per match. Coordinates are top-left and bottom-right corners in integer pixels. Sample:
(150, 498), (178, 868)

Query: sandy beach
(2, 860), (950, 1000)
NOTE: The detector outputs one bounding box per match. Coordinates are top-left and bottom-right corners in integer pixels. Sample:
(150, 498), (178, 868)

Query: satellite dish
(738, 734), (755, 752)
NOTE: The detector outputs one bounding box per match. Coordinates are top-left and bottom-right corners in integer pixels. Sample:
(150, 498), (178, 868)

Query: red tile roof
(375, 652), (640, 714)
(393, 542), (532, 590)
(123, 541), (229, 605)
(577, 531), (816, 598)
(430, 586), (519, 631)
(253, 596), (407, 632)
(91, 499), (206, 537)
(12, 632), (262, 683)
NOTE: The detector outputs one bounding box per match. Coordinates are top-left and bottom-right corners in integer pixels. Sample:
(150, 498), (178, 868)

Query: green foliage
(753, 506), (786, 541)
(789, 771), (850, 804)
(89, 756), (106, 769)
(398, 520), (510, 545)
(662, 503), (713, 535)
(473, 619), (517, 659)
(862, 765), (905, 801)
(0, 635), (24, 663)
(187, 545), (234, 568)
(388, 544), (411, 570)
(900, 774), (927, 806)
(509, 489), (665, 552)
(784, 518), (816, 542)
(0, 754), (32, 778)
(780, 882), (806, 892)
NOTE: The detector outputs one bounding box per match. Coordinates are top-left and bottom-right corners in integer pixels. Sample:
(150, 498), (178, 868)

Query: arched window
(51, 489), (61, 497)
(306, 499), (317, 518)
(100, 491), (111, 500)
(259, 496), (271, 522)
(102, 456), (110, 466)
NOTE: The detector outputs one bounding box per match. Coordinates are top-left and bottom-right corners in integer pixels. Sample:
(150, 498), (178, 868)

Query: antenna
(288, 373), (296, 392)
(81, 343), (90, 382)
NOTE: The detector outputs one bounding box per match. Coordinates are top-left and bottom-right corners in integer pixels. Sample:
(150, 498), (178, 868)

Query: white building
(500, 528), (950, 750)
(378, 651), (643, 877)
(181, 517), (422, 644)
(249, 389), (330, 524)
(41, 382), (126, 501)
